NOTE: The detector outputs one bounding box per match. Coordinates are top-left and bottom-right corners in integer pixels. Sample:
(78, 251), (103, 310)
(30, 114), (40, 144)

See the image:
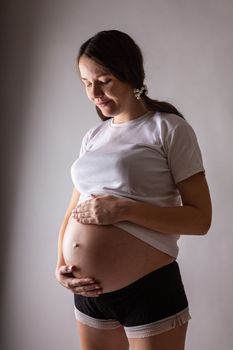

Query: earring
(133, 84), (148, 100)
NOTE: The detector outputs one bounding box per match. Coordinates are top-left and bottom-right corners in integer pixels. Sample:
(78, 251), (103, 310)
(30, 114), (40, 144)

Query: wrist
(115, 198), (136, 222)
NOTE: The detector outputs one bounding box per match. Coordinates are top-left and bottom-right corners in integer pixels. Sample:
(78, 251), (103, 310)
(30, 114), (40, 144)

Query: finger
(68, 278), (95, 287)
(74, 207), (84, 214)
(76, 199), (93, 211)
(72, 207), (82, 215)
(72, 284), (103, 295)
(77, 290), (103, 297)
(69, 287), (102, 297)
(59, 265), (74, 274)
(77, 212), (96, 221)
(76, 216), (97, 224)
(76, 206), (88, 214)
(63, 274), (95, 286)
(76, 211), (87, 218)
(60, 266), (80, 278)
(71, 283), (99, 291)
(74, 212), (92, 221)
(57, 275), (74, 288)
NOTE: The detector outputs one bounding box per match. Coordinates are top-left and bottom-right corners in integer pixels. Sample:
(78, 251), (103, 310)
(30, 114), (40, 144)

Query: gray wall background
(1, 0), (233, 349)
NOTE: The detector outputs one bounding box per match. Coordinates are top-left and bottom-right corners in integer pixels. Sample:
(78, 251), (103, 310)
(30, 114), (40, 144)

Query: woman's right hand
(55, 265), (103, 297)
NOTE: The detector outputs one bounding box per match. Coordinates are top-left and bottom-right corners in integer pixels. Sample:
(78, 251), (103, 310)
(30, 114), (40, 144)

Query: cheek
(109, 85), (130, 100)
(117, 89), (131, 103)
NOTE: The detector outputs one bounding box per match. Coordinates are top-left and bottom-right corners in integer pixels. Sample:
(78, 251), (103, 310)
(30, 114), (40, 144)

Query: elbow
(198, 224), (211, 236)
(191, 206), (212, 235)
(197, 214), (212, 236)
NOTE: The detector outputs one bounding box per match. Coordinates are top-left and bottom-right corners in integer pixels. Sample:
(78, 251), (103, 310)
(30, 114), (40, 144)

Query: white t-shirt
(71, 111), (205, 257)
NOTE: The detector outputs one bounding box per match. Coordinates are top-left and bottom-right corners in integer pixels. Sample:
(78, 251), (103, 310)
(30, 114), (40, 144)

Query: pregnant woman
(55, 30), (212, 350)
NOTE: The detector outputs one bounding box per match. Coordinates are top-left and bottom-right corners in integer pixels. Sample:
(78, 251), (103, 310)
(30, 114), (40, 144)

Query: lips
(96, 100), (110, 107)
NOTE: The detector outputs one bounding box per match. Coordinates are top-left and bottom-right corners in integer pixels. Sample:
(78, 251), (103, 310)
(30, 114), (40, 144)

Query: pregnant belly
(62, 216), (174, 292)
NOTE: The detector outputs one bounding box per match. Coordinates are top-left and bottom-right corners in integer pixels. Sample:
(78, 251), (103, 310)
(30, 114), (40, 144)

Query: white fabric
(71, 111), (205, 257)
(124, 307), (191, 338)
(74, 305), (191, 336)
(74, 307), (122, 329)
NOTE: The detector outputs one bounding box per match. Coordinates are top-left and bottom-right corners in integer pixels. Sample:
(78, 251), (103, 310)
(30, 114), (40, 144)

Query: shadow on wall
(0, 0), (38, 320)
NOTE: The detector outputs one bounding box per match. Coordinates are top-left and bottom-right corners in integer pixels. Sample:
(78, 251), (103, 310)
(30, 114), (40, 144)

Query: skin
(72, 173), (212, 235)
(78, 54), (149, 123)
(72, 56), (212, 235)
(55, 54), (212, 350)
(55, 188), (102, 297)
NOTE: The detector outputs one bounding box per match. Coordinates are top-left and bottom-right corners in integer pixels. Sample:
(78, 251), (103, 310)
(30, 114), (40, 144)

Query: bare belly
(62, 216), (175, 293)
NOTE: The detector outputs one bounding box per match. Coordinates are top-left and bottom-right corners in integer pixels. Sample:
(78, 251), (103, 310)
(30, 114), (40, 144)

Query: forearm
(118, 199), (211, 235)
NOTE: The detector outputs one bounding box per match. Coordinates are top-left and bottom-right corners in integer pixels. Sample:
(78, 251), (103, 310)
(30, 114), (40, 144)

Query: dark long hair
(77, 30), (184, 120)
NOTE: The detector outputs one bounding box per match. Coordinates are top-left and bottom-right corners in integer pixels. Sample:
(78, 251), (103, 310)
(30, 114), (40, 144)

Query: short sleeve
(165, 123), (205, 184)
(78, 127), (94, 158)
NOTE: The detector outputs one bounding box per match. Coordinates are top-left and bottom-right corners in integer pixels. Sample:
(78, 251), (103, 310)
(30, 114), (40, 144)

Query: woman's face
(78, 55), (134, 117)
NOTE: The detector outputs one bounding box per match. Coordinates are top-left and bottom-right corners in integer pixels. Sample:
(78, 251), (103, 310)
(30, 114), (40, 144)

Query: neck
(112, 100), (149, 124)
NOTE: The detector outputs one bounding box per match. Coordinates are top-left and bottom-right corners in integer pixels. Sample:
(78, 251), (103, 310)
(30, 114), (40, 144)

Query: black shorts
(74, 261), (191, 338)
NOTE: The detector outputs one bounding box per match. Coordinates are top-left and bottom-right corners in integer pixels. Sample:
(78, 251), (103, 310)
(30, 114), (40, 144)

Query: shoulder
(147, 111), (197, 142)
(149, 111), (190, 131)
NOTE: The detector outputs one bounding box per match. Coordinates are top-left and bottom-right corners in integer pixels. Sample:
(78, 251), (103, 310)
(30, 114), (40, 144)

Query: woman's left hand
(71, 194), (125, 225)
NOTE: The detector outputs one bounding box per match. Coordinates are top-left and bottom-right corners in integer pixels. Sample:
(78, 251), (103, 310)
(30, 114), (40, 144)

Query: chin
(97, 106), (116, 117)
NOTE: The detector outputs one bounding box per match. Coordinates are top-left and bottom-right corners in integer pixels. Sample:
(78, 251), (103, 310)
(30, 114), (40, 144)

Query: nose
(90, 82), (104, 99)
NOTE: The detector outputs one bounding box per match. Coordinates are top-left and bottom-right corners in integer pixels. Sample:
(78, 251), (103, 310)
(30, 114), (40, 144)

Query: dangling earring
(133, 84), (148, 100)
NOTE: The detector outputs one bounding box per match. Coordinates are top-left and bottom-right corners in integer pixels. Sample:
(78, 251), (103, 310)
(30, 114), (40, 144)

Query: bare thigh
(128, 323), (188, 350)
(76, 320), (129, 350)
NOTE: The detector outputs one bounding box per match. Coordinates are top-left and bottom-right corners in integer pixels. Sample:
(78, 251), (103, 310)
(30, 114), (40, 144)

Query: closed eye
(99, 79), (111, 84)
(83, 79), (111, 88)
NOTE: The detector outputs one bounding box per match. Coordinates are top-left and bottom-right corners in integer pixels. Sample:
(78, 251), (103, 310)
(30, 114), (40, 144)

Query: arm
(118, 172), (212, 235)
(56, 187), (80, 269)
(73, 172), (212, 235)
